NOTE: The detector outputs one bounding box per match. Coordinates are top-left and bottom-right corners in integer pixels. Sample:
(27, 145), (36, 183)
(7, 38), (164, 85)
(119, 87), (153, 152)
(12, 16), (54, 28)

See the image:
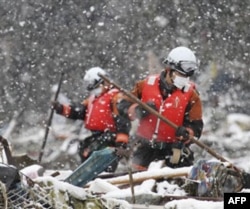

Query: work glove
(175, 126), (194, 144)
(115, 146), (131, 159)
(115, 133), (130, 158)
(134, 101), (157, 119)
(51, 101), (63, 114)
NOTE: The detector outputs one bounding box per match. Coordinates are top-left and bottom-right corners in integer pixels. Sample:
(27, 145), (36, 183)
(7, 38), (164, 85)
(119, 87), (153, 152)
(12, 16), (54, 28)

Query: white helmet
(163, 46), (198, 76)
(83, 67), (107, 91)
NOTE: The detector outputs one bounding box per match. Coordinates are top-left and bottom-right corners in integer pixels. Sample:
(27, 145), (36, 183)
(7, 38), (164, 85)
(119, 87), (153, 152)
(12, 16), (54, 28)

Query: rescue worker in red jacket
(51, 67), (130, 172)
(117, 46), (204, 171)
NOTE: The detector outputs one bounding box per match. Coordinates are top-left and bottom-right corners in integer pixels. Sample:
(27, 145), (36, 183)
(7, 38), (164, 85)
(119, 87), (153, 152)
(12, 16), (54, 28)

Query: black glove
(135, 101), (157, 119)
(51, 101), (63, 114)
(115, 142), (127, 149)
(175, 126), (190, 141)
(115, 142), (130, 158)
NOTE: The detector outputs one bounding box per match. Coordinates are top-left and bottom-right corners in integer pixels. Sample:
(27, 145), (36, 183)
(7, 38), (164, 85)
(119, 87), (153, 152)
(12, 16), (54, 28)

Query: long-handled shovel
(98, 73), (250, 188)
(98, 74), (232, 164)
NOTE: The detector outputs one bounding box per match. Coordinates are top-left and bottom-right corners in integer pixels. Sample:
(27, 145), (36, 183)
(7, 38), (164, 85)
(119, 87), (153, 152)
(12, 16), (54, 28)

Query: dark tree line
(0, 0), (250, 136)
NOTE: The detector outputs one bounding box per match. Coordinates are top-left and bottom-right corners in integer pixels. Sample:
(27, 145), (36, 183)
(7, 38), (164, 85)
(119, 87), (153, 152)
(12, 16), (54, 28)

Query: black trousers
(132, 137), (194, 170)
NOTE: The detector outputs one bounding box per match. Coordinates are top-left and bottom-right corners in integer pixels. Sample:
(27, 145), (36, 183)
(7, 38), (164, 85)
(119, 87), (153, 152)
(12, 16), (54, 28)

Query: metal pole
(38, 72), (64, 163)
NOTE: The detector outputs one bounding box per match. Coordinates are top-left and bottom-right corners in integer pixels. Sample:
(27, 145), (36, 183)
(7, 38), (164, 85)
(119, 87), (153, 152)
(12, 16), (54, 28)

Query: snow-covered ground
(1, 107), (250, 208)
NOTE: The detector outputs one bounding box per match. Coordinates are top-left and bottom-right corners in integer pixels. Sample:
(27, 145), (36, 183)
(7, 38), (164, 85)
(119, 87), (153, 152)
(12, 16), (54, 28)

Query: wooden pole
(98, 74), (234, 165)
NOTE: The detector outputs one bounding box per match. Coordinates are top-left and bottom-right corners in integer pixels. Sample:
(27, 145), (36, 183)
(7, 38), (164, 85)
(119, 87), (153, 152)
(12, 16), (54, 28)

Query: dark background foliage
(1, 0), (250, 136)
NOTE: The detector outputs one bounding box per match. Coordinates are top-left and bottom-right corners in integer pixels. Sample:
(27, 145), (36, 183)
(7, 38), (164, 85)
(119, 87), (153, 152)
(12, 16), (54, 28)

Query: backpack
(183, 159), (243, 197)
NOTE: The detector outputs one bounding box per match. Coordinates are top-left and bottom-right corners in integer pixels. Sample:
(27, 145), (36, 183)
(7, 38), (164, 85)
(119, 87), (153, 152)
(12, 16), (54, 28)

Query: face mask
(90, 86), (103, 97)
(173, 75), (190, 92)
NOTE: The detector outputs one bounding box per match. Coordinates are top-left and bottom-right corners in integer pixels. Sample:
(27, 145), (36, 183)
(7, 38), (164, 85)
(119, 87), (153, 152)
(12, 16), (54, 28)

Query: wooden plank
(104, 167), (190, 185)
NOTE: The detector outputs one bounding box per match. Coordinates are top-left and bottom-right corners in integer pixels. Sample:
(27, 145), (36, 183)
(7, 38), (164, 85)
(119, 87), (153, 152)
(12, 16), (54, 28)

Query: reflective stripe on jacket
(136, 75), (194, 143)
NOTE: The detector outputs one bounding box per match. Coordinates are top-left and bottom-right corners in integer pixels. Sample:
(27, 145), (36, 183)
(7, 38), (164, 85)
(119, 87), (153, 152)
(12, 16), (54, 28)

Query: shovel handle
(98, 74), (243, 172)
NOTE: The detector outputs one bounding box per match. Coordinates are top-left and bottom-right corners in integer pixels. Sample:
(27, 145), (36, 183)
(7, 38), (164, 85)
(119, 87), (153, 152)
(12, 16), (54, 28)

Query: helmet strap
(87, 79), (104, 91)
